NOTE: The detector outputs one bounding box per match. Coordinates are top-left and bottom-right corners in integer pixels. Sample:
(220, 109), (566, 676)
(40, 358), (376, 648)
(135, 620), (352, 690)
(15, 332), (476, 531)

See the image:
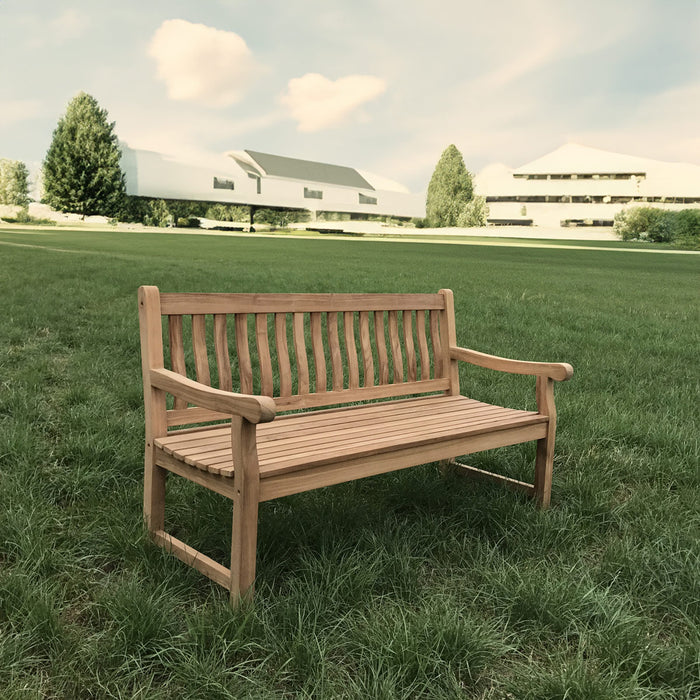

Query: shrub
(176, 217), (200, 228)
(614, 206), (700, 248)
(457, 195), (489, 227)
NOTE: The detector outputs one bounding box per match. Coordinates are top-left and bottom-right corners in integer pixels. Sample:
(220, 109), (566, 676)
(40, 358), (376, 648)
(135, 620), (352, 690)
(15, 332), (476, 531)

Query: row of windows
(513, 172), (646, 180)
(214, 176), (377, 205)
(486, 195), (700, 204)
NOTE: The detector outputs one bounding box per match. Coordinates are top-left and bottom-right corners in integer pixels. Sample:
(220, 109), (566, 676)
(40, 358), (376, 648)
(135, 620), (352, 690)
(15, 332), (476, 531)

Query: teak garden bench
(138, 286), (573, 604)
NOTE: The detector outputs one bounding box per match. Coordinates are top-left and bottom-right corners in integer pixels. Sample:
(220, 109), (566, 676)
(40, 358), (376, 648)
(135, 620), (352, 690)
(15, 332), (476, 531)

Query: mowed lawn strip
(1, 228), (698, 698)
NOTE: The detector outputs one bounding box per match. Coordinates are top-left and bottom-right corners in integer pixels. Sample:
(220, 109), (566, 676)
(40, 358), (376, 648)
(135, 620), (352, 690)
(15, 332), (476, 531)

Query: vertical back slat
(388, 310), (403, 383)
(256, 314), (273, 396)
(293, 312), (310, 394)
(192, 314), (211, 386)
(168, 315), (187, 409)
(214, 314), (232, 392)
(235, 314), (253, 394)
(275, 313), (292, 397)
(310, 312), (327, 392)
(374, 311), (389, 385)
(403, 310), (417, 382)
(344, 311), (360, 389)
(430, 309), (443, 378)
(359, 311), (374, 387)
(327, 312), (343, 391)
(416, 309), (431, 380)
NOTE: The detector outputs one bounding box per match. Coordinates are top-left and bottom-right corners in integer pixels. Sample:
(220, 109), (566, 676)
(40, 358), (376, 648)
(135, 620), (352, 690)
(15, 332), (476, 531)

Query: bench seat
(156, 395), (547, 480)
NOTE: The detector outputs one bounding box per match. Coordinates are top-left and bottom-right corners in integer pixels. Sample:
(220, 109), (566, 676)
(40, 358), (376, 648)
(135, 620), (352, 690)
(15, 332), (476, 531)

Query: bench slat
(192, 315), (211, 386)
(359, 311), (374, 387)
(310, 312), (327, 392)
(328, 312), (343, 391)
(388, 310), (403, 383)
(344, 311), (360, 389)
(168, 315), (187, 410)
(235, 314), (253, 394)
(293, 312), (310, 394)
(403, 310), (417, 382)
(374, 311), (389, 384)
(161, 292), (445, 315)
(214, 314), (232, 392)
(416, 309), (431, 380)
(275, 313), (292, 397)
(256, 314), (274, 396)
(430, 309), (443, 379)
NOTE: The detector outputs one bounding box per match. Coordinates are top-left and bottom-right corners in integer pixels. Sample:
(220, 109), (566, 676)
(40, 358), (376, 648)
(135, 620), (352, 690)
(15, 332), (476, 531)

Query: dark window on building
(213, 176), (235, 190)
(304, 187), (323, 200)
(359, 193), (377, 205)
(248, 172), (261, 194)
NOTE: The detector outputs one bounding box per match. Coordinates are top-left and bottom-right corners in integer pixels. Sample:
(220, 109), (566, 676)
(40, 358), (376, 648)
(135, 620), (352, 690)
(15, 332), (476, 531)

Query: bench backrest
(139, 287), (459, 427)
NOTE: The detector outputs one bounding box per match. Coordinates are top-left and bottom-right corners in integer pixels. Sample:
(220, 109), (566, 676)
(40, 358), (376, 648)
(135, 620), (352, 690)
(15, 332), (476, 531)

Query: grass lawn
(1, 227), (698, 698)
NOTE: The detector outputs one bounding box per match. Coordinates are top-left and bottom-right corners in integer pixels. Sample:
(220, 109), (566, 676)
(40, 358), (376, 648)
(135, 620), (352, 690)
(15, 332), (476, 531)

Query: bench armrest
(450, 346), (573, 381)
(149, 368), (276, 424)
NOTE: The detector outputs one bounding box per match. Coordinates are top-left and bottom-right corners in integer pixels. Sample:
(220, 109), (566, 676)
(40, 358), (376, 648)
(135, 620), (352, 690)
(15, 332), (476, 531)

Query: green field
(1, 228), (698, 698)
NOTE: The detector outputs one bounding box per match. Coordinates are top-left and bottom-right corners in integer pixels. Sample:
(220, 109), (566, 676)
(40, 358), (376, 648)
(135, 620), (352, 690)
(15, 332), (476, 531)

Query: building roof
(513, 143), (653, 175)
(242, 150), (374, 190)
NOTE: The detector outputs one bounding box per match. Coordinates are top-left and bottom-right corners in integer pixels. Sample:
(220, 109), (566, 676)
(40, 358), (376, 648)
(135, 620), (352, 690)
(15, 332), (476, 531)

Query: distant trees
(0, 158), (29, 206)
(426, 144), (487, 227)
(43, 92), (126, 217)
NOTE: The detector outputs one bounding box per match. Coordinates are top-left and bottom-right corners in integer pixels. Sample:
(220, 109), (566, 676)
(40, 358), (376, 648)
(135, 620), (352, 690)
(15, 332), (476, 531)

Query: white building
(476, 143), (700, 227)
(120, 145), (424, 219)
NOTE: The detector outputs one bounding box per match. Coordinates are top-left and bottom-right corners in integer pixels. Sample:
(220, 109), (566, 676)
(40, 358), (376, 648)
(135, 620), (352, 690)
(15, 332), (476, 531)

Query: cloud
(148, 19), (259, 107)
(0, 99), (42, 129)
(51, 8), (89, 40)
(280, 73), (387, 132)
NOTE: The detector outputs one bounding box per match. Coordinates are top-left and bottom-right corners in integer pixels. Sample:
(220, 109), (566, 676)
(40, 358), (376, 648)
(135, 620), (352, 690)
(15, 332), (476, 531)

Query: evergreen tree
(425, 144), (474, 227)
(43, 92), (125, 217)
(0, 158), (29, 206)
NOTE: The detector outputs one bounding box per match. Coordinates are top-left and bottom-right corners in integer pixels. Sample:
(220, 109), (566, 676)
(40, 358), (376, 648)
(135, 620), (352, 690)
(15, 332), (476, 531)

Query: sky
(1, 0), (699, 193)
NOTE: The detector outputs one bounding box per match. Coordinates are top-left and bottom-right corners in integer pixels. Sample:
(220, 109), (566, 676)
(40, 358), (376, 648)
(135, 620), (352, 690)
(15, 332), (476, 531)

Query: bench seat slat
(155, 396), (547, 479)
(188, 408), (535, 470)
(160, 401), (513, 459)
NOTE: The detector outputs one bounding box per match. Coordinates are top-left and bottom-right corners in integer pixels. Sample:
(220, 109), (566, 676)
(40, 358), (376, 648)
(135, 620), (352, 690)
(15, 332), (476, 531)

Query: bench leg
(534, 377), (556, 509)
(229, 417), (261, 606)
(534, 434), (554, 509)
(144, 451), (166, 533)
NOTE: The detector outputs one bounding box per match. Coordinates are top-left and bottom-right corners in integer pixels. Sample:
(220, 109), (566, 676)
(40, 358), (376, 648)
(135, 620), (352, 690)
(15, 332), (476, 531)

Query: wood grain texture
(430, 309), (443, 379)
(327, 312), (344, 391)
(416, 309), (430, 380)
(192, 314), (211, 386)
(214, 314), (232, 392)
(235, 314), (253, 394)
(168, 315), (187, 409)
(451, 346), (574, 381)
(293, 312), (310, 395)
(161, 292), (445, 315)
(388, 310), (403, 383)
(255, 314), (274, 396)
(359, 311), (374, 387)
(374, 311), (389, 385)
(403, 310), (417, 382)
(275, 313), (292, 397)
(344, 311), (360, 389)
(310, 312), (327, 393)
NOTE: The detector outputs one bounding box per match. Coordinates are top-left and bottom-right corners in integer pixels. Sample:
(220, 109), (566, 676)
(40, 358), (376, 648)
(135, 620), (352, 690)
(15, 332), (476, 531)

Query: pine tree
(43, 92), (125, 217)
(425, 144), (474, 227)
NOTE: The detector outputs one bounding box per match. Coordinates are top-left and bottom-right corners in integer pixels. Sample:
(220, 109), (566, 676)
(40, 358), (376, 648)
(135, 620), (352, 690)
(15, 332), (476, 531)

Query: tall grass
(1, 228), (698, 698)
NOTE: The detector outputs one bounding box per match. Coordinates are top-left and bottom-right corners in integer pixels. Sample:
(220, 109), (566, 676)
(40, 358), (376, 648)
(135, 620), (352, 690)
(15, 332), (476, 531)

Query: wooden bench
(138, 286), (573, 604)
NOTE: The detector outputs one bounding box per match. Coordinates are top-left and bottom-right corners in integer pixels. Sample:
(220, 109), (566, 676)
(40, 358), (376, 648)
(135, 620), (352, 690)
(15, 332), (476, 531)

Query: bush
(614, 206), (700, 248)
(176, 217), (200, 228)
(457, 195), (489, 227)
